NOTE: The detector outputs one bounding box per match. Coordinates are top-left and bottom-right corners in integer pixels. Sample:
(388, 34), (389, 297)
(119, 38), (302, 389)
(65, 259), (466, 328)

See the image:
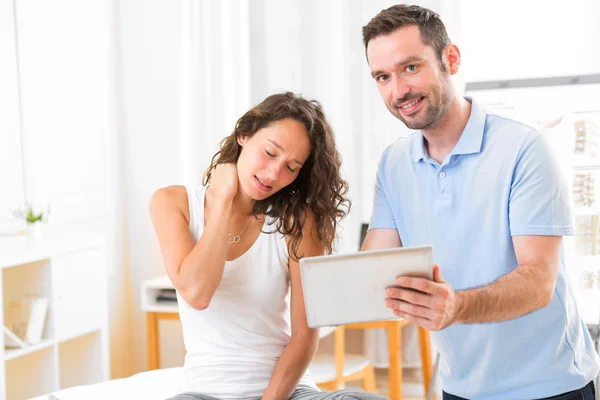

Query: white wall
(460, 0), (600, 82)
(16, 0), (110, 217)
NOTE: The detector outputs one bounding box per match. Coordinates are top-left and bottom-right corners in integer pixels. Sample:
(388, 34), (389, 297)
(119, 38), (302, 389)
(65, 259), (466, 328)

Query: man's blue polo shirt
(369, 98), (600, 399)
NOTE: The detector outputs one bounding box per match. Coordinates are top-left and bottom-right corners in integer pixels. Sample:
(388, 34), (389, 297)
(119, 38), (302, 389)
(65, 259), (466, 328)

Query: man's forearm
(262, 334), (318, 400)
(455, 264), (554, 324)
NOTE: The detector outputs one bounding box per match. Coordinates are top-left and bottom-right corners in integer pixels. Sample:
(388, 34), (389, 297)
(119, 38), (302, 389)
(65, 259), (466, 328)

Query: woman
(151, 92), (385, 400)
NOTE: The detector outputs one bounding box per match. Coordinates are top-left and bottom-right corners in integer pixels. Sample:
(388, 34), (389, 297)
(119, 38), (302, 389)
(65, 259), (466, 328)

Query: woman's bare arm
(150, 185), (233, 310)
(262, 211), (322, 400)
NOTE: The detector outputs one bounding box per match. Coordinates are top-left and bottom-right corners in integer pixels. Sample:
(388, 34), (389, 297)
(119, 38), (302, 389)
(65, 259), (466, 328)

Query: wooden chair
(310, 320), (433, 400)
(310, 325), (377, 392)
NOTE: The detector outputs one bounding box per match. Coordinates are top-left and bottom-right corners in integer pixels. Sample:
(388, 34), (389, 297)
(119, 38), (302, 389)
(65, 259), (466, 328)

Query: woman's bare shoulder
(150, 185), (190, 222)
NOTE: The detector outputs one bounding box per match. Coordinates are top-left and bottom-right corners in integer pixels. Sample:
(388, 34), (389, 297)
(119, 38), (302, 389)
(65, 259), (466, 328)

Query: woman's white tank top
(177, 186), (317, 399)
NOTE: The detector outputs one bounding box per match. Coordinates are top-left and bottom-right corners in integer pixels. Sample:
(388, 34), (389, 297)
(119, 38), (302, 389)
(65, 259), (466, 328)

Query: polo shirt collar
(449, 97), (486, 157)
(409, 97), (486, 163)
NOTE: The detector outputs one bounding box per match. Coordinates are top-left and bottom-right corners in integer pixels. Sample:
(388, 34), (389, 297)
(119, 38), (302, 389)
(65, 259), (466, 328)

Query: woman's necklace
(228, 217), (253, 244)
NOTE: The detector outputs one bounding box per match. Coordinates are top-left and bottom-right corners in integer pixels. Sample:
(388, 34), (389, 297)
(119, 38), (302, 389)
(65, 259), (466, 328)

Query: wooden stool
(312, 325), (378, 392)
(345, 320), (433, 400)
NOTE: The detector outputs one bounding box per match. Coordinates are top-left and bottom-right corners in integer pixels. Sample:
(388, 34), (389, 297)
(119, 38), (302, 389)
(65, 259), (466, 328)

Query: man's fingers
(386, 287), (434, 308)
(386, 298), (437, 319)
(394, 276), (450, 298)
(392, 309), (436, 330)
(393, 308), (445, 331)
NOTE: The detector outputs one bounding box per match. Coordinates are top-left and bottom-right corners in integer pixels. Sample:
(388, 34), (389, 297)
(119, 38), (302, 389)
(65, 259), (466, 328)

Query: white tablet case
(299, 245), (433, 328)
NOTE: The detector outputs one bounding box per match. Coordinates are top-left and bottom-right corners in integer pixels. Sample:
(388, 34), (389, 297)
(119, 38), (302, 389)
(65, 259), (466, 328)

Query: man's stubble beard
(393, 75), (454, 131)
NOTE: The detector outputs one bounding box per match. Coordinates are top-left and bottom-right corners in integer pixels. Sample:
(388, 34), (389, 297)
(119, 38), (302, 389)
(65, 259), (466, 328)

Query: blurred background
(1, 0), (599, 398)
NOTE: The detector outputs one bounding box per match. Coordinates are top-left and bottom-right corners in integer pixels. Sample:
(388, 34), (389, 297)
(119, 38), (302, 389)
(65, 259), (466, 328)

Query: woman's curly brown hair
(203, 92), (350, 260)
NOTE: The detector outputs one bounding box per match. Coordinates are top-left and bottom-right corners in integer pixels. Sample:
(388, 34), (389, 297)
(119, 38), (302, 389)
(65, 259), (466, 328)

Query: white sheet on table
(49, 367), (184, 400)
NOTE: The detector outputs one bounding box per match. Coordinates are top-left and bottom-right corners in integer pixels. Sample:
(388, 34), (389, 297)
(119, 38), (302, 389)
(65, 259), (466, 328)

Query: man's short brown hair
(362, 4), (450, 66)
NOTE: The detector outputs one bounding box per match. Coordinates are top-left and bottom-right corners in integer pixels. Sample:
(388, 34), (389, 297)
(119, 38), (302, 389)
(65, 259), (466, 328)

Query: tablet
(299, 245), (433, 328)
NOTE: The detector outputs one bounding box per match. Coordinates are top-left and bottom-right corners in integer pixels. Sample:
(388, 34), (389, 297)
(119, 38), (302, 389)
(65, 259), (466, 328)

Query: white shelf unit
(0, 235), (109, 400)
(141, 275), (177, 313)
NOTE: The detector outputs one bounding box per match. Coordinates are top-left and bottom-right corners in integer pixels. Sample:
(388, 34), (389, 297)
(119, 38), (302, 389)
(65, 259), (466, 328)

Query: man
(360, 4), (599, 400)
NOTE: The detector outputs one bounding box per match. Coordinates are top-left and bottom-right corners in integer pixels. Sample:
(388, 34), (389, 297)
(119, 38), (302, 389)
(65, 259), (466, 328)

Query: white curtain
(180, 0), (252, 185)
(0, 0), (25, 223)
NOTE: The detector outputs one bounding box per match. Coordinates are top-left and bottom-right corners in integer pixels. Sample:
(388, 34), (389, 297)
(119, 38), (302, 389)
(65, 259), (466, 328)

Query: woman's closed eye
(265, 148), (297, 172)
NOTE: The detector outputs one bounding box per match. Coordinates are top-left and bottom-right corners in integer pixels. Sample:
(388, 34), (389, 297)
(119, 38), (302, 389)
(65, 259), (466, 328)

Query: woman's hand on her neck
(207, 162), (256, 217)
(209, 163), (239, 203)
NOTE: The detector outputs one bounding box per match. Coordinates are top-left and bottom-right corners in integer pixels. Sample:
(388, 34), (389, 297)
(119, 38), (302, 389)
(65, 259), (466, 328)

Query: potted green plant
(26, 208), (44, 238)
(12, 203), (50, 238)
